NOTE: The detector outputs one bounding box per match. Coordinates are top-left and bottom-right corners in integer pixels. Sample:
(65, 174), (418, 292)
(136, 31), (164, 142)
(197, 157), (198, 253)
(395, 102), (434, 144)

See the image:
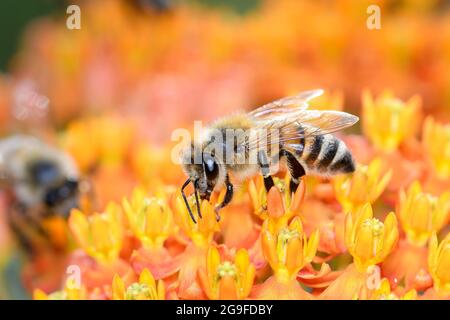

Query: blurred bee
(180, 89), (359, 222)
(0, 135), (81, 255)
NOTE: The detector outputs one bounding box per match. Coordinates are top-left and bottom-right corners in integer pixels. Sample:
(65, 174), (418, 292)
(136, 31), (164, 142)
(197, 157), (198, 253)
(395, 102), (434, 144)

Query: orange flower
(252, 217), (319, 299)
(123, 187), (174, 249)
(248, 175), (306, 224)
(61, 118), (100, 172)
(94, 116), (134, 165)
(308, 89), (344, 111)
(319, 264), (370, 300)
(428, 232), (450, 296)
(368, 278), (417, 300)
(333, 159), (392, 212)
(33, 285), (87, 300)
(61, 116), (134, 171)
(397, 181), (450, 246)
(198, 246), (255, 299)
(345, 203), (398, 272)
(171, 195), (221, 299)
(131, 143), (184, 188)
(261, 217), (319, 280)
(252, 217), (318, 300)
(422, 117), (450, 179)
(172, 194), (220, 247)
(33, 265), (89, 300)
(69, 202), (123, 264)
(362, 90), (421, 152)
(381, 239), (431, 291)
(112, 268), (165, 300)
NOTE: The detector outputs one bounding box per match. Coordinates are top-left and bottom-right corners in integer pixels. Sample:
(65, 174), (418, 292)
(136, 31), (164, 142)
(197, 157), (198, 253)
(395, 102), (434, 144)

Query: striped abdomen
(286, 132), (355, 176)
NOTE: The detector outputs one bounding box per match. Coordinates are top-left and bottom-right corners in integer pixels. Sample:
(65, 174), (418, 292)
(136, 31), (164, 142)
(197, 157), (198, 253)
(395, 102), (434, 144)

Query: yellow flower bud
(112, 268), (165, 300)
(362, 90), (421, 151)
(261, 216), (319, 281)
(334, 158), (392, 212)
(428, 232), (450, 295)
(345, 203), (399, 272)
(69, 202), (123, 264)
(423, 117), (450, 179)
(398, 181), (450, 246)
(199, 246), (255, 300)
(123, 187), (174, 248)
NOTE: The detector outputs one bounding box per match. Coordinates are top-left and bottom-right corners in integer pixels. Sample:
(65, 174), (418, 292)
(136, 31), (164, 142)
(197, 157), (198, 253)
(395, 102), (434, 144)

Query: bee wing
(248, 89), (324, 119)
(246, 109), (359, 152)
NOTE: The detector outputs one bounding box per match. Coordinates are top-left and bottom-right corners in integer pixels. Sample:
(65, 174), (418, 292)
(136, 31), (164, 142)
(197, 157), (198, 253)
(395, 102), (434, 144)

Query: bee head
(180, 144), (224, 223)
(43, 178), (80, 218)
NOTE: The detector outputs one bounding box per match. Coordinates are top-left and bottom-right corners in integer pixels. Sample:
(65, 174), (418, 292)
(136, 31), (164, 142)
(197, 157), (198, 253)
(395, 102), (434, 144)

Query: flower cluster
(0, 0), (448, 301)
(32, 102), (450, 299)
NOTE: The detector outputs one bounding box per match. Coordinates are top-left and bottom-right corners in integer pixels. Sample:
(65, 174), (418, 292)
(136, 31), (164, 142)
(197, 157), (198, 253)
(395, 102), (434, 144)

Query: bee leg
(214, 175), (233, 221)
(258, 150), (274, 192)
(281, 150), (305, 194)
(181, 178), (197, 224)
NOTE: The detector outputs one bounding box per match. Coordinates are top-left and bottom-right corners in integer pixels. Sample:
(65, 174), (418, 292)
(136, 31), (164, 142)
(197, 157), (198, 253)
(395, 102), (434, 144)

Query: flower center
(380, 293), (399, 300)
(362, 218), (384, 237)
(216, 261), (237, 279)
(277, 227), (300, 263)
(125, 283), (151, 300)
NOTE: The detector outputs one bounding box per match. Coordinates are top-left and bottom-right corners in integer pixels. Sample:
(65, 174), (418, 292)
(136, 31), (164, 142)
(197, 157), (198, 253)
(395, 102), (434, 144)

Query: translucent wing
(247, 110), (359, 152)
(248, 89), (324, 119)
(275, 109), (359, 138)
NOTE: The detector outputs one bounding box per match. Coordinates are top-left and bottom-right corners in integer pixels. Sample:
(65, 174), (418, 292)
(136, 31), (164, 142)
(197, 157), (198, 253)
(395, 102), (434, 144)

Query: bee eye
(44, 179), (79, 207)
(29, 160), (60, 185)
(44, 189), (59, 207)
(206, 159), (215, 172)
(203, 155), (219, 179)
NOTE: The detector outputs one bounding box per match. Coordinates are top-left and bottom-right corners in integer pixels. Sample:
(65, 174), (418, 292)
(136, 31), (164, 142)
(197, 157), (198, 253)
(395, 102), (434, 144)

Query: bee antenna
(194, 180), (202, 219)
(181, 178), (197, 224)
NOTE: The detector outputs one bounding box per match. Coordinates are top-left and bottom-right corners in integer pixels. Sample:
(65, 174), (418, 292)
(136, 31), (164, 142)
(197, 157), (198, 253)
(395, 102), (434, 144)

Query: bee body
(180, 90), (358, 222)
(0, 135), (80, 253)
(282, 130), (355, 176)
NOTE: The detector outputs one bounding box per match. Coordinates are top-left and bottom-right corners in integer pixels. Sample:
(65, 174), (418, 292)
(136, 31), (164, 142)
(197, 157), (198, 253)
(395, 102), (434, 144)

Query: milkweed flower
(123, 187), (174, 249)
(112, 268), (165, 300)
(321, 204), (399, 299)
(367, 278), (417, 300)
(248, 175), (306, 224)
(262, 217), (319, 280)
(33, 267), (89, 300)
(345, 203), (399, 272)
(333, 159), (392, 213)
(171, 195), (221, 299)
(381, 238), (431, 291)
(397, 181), (450, 246)
(61, 116), (134, 172)
(198, 246), (255, 300)
(33, 285), (87, 300)
(251, 217), (319, 299)
(69, 202), (123, 264)
(173, 194), (220, 247)
(428, 232), (450, 296)
(123, 187), (181, 280)
(422, 117), (450, 179)
(60, 117), (101, 173)
(362, 90), (421, 152)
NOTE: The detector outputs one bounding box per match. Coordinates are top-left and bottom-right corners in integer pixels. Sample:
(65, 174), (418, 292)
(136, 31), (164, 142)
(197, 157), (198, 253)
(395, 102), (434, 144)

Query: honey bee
(180, 89), (359, 222)
(0, 135), (81, 254)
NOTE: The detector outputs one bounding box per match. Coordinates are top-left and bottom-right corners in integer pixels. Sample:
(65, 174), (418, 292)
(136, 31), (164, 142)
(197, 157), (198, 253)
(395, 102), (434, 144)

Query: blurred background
(1, 0), (450, 136)
(0, 0), (450, 299)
